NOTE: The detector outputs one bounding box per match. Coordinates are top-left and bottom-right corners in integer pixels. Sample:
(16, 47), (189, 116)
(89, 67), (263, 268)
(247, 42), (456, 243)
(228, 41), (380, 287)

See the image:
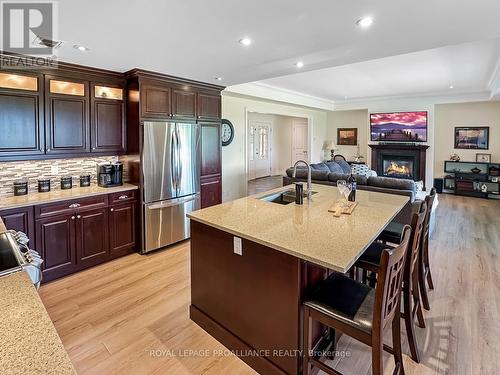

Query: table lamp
(324, 140), (337, 160)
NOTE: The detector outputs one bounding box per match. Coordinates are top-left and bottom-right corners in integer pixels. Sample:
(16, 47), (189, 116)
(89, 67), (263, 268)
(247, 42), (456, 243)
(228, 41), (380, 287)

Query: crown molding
(223, 82), (335, 111)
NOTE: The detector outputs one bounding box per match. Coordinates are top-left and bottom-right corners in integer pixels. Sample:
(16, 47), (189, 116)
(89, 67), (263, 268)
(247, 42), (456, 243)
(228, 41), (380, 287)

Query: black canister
(295, 182), (304, 205)
(13, 180), (28, 196)
(61, 176), (73, 190)
(38, 178), (51, 193)
(80, 175), (91, 187)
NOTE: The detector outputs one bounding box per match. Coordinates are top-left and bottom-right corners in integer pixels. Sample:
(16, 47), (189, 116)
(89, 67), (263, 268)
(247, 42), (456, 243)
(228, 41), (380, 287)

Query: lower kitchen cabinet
(76, 207), (109, 269)
(109, 202), (136, 257)
(30, 190), (137, 282)
(0, 206), (35, 240)
(201, 175), (222, 208)
(36, 213), (76, 282)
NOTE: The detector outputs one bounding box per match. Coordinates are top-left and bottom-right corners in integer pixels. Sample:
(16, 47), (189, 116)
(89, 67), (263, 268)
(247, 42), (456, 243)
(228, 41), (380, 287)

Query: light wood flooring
(247, 175), (283, 196)
(39, 194), (500, 374)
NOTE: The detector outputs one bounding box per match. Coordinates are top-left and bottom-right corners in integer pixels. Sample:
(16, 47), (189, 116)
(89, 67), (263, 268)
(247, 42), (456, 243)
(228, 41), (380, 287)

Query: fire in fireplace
(383, 159), (413, 178)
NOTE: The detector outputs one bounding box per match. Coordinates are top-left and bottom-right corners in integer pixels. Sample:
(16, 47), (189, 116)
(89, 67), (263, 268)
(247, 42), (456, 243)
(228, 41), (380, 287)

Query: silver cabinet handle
(71, 216), (75, 220)
(46, 148), (51, 152)
(68, 203), (81, 208)
(118, 195), (128, 200)
(77, 215), (81, 219)
(92, 147), (96, 150)
(110, 208), (114, 212)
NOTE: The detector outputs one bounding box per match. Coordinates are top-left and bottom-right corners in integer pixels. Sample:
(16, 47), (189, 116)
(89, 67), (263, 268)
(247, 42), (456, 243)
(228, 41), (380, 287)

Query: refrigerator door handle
(170, 125), (178, 190)
(176, 124), (183, 193)
(147, 193), (200, 210)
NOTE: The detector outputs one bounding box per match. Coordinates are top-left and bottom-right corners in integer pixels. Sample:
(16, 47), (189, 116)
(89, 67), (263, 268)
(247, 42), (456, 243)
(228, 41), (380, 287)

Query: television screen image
(370, 111), (428, 142)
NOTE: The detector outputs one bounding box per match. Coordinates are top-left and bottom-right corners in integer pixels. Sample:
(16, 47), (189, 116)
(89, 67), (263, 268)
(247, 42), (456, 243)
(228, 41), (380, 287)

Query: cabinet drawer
(35, 195), (108, 219)
(109, 190), (137, 204)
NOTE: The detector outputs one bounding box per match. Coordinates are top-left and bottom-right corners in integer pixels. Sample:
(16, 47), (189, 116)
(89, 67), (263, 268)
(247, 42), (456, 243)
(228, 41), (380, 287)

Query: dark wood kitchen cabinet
(0, 206), (35, 240)
(91, 83), (126, 153)
(75, 207), (109, 269)
(45, 76), (90, 155)
(31, 189), (137, 282)
(109, 202), (136, 257)
(172, 86), (197, 119)
(201, 176), (222, 209)
(197, 91), (221, 120)
(0, 72), (45, 159)
(140, 80), (172, 118)
(36, 213), (76, 282)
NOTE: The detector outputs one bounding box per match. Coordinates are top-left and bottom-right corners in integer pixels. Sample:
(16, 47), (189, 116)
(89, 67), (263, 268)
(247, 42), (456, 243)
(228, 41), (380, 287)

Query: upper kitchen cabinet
(140, 79), (172, 119)
(171, 85), (196, 119)
(45, 75), (90, 155)
(91, 83), (126, 154)
(0, 72), (45, 159)
(197, 91), (221, 121)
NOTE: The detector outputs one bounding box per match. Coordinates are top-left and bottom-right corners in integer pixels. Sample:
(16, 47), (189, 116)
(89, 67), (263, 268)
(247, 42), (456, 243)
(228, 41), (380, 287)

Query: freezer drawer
(143, 194), (200, 253)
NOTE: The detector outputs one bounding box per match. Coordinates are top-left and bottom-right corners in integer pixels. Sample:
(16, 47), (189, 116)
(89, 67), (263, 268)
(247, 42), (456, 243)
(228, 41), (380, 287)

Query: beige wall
(434, 101), (500, 177)
(326, 109), (369, 161)
(222, 92), (328, 201)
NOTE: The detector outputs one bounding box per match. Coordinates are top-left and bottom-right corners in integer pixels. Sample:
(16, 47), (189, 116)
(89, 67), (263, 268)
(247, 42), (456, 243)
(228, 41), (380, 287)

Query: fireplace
(382, 157), (414, 179)
(369, 144), (429, 188)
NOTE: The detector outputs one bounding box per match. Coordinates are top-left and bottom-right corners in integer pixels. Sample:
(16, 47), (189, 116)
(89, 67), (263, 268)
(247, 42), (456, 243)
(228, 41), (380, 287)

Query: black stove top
(0, 233), (22, 271)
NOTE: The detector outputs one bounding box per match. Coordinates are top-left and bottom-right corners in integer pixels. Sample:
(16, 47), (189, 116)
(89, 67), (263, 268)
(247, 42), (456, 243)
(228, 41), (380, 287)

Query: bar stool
(419, 188), (436, 311)
(355, 202), (427, 363)
(302, 226), (411, 375)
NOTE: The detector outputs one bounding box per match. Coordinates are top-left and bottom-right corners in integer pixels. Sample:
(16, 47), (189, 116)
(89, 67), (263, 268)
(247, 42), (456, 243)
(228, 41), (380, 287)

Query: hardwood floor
(247, 175), (283, 196)
(39, 194), (500, 375)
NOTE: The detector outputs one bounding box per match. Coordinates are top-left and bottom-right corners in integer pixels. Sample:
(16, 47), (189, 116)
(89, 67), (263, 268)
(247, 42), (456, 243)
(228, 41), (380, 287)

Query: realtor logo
(1, 1), (58, 68)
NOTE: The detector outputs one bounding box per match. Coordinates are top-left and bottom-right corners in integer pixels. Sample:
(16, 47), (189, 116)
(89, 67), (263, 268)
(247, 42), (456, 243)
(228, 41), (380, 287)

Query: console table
(443, 161), (500, 199)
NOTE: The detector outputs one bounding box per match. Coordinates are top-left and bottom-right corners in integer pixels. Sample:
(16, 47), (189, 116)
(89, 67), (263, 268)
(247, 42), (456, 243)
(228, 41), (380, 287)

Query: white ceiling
(258, 39), (500, 101)
(46, 0), (500, 87)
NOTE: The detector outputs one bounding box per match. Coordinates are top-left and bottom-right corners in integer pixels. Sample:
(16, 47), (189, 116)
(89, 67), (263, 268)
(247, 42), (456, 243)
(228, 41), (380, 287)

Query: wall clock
(221, 119), (234, 146)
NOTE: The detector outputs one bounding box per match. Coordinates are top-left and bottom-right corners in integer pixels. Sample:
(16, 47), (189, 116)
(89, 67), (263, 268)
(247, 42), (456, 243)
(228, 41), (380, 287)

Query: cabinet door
(201, 176), (222, 208)
(200, 122), (221, 177)
(46, 77), (90, 155)
(0, 72), (44, 158)
(91, 100), (125, 153)
(0, 206), (34, 240)
(172, 87), (196, 119)
(109, 202), (136, 257)
(140, 81), (171, 118)
(75, 207), (109, 269)
(36, 214), (76, 282)
(197, 92), (221, 120)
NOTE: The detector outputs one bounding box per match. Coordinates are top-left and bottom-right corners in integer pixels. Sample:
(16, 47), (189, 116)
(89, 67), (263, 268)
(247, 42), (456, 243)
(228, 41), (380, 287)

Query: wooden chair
(419, 188), (436, 311)
(355, 202), (427, 363)
(302, 226), (411, 375)
(333, 155), (346, 162)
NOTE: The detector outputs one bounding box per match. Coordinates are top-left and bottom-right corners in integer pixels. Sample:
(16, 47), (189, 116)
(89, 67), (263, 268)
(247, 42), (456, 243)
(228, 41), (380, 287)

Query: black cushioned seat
(358, 242), (395, 268)
(379, 222), (405, 244)
(304, 273), (375, 334)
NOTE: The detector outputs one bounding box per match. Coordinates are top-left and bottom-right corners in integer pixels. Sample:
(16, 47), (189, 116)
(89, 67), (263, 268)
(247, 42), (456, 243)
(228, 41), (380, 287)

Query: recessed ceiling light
(449, 85), (454, 89)
(73, 44), (89, 52)
(239, 38), (252, 46)
(295, 61), (304, 68)
(356, 16), (374, 29)
(214, 77), (223, 81)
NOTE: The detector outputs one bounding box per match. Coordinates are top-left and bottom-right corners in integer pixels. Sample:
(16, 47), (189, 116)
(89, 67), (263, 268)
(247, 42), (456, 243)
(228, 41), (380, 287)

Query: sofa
(283, 160), (417, 225)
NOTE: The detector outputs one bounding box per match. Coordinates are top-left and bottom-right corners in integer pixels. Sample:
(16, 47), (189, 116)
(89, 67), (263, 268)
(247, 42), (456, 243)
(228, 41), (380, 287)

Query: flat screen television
(370, 111), (428, 142)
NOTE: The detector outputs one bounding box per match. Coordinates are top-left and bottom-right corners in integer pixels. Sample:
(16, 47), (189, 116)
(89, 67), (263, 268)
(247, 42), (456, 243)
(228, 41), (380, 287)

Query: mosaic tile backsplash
(0, 156), (120, 198)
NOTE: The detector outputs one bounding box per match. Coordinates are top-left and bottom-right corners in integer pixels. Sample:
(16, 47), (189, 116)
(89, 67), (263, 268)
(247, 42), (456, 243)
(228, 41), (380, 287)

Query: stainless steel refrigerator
(141, 121), (201, 253)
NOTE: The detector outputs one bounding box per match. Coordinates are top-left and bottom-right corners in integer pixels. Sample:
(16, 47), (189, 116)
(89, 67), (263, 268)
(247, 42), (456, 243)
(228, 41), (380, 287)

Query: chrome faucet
(292, 160), (312, 200)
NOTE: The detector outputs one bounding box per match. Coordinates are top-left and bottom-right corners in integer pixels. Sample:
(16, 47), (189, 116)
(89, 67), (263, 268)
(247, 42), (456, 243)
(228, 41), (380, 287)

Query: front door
(248, 121), (271, 180)
(292, 120), (309, 164)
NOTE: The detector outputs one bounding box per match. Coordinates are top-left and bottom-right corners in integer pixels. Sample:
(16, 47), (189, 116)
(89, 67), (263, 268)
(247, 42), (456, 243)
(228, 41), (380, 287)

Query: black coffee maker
(97, 162), (123, 187)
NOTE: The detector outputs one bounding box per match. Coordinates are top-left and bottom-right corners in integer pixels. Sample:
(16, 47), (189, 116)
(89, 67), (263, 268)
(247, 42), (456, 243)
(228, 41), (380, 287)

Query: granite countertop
(188, 183), (409, 273)
(0, 271), (76, 375)
(0, 183), (139, 210)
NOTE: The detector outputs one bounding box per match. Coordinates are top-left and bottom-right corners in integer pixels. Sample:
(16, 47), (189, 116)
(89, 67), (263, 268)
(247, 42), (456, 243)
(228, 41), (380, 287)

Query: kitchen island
(188, 184), (409, 375)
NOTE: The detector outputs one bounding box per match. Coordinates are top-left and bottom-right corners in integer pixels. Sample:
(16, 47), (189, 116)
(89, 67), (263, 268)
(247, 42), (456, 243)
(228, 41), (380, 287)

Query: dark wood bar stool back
(302, 226), (411, 375)
(354, 201), (427, 363)
(419, 188), (436, 311)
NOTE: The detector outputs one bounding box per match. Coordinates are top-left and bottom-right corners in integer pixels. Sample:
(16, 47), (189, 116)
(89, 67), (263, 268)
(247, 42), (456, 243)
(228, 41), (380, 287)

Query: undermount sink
(259, 189), (317, 205)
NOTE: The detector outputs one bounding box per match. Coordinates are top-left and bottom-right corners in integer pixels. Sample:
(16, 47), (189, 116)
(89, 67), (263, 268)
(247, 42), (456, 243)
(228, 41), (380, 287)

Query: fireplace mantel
(369, 143), (429, 188)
